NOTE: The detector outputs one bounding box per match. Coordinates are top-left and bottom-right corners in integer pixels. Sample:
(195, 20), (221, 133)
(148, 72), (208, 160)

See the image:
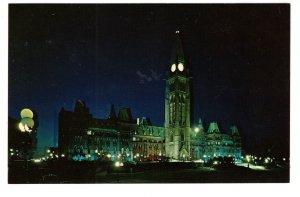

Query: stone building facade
(58, 31), (242, 162)
(58, 101), (165, 161)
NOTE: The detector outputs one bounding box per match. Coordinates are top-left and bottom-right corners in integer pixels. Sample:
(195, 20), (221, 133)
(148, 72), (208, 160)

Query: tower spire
(165, 30), (191, 160)
(169, 30), (188, 75)
(170, 30), (185, 65)
(108, 104), (117, 120)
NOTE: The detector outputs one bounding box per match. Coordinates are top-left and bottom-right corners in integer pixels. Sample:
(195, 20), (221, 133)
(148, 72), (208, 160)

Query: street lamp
(19, 108), (35, 183)
(265, 158), (269, 164)
(246, 155), (251, 168)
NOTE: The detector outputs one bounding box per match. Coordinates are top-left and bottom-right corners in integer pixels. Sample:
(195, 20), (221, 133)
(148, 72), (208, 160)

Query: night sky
(9, 4), (290, 156)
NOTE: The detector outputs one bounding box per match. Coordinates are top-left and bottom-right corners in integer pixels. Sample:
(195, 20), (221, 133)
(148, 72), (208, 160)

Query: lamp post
(246, 155), (250, 168)
(19, 108), (35, 183)
(19, 125), (32, 183)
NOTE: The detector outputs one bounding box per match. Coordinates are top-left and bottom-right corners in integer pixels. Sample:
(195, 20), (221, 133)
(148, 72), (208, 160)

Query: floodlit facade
(58, 101), (165, 161)
(165, 31), (191, 160)
(58, 31), (242, 162)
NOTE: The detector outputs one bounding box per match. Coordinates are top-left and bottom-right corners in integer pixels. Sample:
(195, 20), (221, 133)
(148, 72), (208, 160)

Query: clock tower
(165, 31), (191, 160)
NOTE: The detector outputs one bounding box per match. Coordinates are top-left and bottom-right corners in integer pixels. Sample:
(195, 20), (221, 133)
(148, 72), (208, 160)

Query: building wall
(58, 100), (242, 162)
(204, 132), (242, 161)
(58, 104), (165, 161)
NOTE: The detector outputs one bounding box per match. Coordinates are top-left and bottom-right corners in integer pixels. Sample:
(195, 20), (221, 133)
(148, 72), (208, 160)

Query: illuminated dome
(20, 108), (34, 119)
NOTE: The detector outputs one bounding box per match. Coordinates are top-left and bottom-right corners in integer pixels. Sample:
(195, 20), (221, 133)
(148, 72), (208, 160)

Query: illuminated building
(165, 31), (241, 161)
(165, 30), (191, 160)
(58, 101), (165, 161)
(58, 31), (242, 162)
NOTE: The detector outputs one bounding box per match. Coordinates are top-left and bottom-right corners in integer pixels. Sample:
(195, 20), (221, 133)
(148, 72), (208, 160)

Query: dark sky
(9, 4), (290, 156)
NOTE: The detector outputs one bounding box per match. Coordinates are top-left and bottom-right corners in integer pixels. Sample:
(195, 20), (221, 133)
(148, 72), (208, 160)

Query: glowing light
(115, 161), (120, 167)
(34, 159), (41, 163)
(159, 152), (162, 156)
(133, 137), (136, 141)
(55, 155), (59, 158)
(47, 149), (50, 153)
(178, 63), (184, 71)
(126, 153), (130, 157)
(21, 117), (34, 128)
(171, 64), (176, 72)
(194, 127), (200, 133)
(20, 108), (34, 119)
(107, 154), (111, 158)
(10, 149), (13, 152)
(87, 130), (92, 135)
(136, 153), (140, 157)
(61, 154), (65, 157)
(175, 30), (180, 34)
(10, 152), (14, 156)
(265, 158), (269, 163)
(19, 123), (26, 132)
(24, 124), (32, 132)
(194, 159), (204, 163)
(203, 154), (206, 158)
(283, 158), (286, 161)
(213, 161), (218, 165)
(50, 153), (53, 157)
(246, 155), (250, 162)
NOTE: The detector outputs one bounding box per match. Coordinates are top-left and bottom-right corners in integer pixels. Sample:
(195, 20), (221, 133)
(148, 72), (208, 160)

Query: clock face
(178, 63), (184, 71)
(171, 64), (176, 72)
